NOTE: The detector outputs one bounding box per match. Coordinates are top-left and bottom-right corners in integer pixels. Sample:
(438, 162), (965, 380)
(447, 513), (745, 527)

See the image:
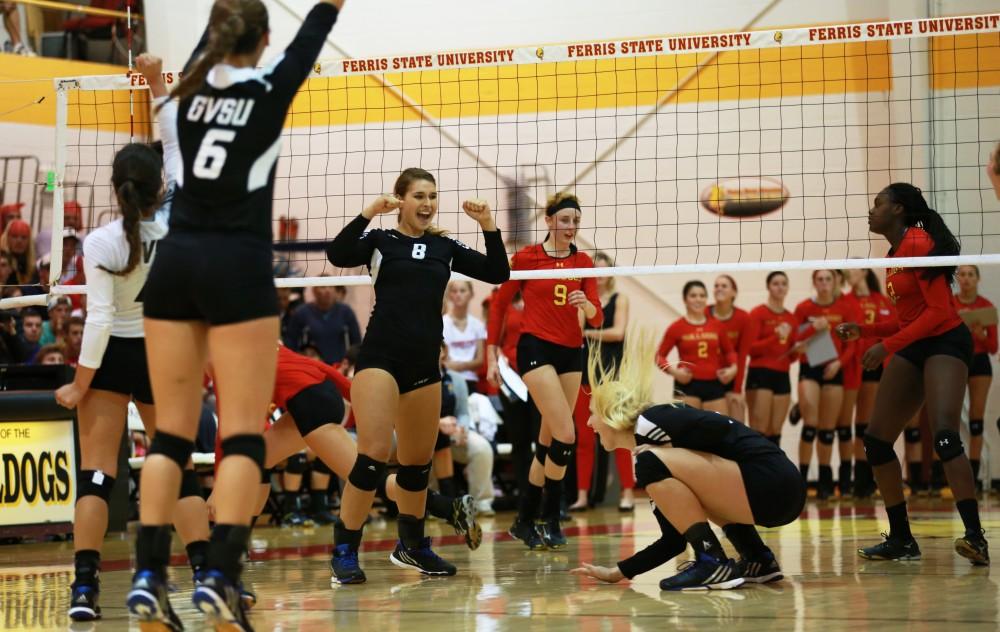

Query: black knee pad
(312, 459), (333, 476)
(546, 439), (575, 467)
(534, 443), (548, 467)
(180, 469), (202, 499)
(801, 426), (817, 443)
(634, 451), (672, 489)
(818, 430), (835, 445)
(855, 423), (867, 440)
(837, 427), (852, 442)
(260, 467), (272, 485)
(285, 452), (308, 474)
(220, 434), (266, 472)
(77, 469), (115, 503)
(148, 431), (194, 469)
(904, 427), (921, 444)
(863, 434), (896, 466)
(347, 454), (385, 492)
(933, 429), (965, 463)
(396, 462), (432, 492)
(969, 419), (984, 437)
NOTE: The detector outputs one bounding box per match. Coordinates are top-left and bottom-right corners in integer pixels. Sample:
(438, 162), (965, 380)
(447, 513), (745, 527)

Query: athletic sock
(426, 489), (453, 522)
(136, 525), (173, 579)
(185, 540), (209, 575)
(519, 483), (543, 522)
(334, 519), (363, 549)
(885, 502), (913, 541)
(956, 498), (983, 536)
(838, 462), (852, 491)
(397, 514), (425, 550)
(971, 459), (981, 481)
(683, 522), (726, 561)
(799, 464), (809, 481)
(542, 477), (563, 519)
(74, 549), (101, 586)
(722, 524), (769, 559)
(907, 462), (923, 488)
(207, 524), (251, 583)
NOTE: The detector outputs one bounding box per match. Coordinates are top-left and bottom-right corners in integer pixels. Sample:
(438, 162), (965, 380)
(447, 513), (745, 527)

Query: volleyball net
(16, 13), (1000, 306)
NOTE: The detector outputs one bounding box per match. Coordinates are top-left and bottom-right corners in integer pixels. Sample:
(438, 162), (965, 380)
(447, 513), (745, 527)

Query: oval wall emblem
(700, 177), (790, 218)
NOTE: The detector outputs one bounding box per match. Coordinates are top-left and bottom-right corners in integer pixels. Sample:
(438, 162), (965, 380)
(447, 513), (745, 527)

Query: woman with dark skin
(837, 183), (988, 564)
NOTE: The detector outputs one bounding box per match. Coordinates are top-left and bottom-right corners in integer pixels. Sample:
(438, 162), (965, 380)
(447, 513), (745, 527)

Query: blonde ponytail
(588, 327), (658, 432)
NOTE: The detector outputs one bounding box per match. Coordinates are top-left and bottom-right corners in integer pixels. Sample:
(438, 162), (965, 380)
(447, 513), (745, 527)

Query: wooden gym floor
(1, 497), (997, 631)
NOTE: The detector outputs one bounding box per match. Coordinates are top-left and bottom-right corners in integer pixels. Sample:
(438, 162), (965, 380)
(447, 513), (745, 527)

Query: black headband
(546, 197), (581, 216)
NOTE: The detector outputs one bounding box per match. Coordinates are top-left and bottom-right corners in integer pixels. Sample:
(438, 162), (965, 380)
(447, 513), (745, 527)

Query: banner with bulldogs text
(0, 420), (75, 526)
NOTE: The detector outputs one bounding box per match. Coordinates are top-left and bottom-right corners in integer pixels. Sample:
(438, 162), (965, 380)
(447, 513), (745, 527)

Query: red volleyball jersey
(744, 304), (798, 373)
(488, 244), (602, 349)
(273, 345), (352, 409)
(656, 317), (737, 381)
(860, 228), (964, 354)
(794, 295), (861, 367)
(852, 291), (896, 359)
(953, 294), (998, 356)
(709, 305), (750, 394)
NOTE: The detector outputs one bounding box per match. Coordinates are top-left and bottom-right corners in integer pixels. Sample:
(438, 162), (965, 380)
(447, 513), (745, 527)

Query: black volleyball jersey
(170, 3), (339, 240)
(326, 215), (509, 351)
(635, 403), (781, 462)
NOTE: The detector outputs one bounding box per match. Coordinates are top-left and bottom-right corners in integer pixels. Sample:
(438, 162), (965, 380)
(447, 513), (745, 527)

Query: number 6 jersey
(170, 3), (339, 241)
(487, 243), (602, 350)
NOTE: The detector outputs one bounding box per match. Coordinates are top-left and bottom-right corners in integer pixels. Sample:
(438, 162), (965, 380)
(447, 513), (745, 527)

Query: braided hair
(883, 182), (960, 282)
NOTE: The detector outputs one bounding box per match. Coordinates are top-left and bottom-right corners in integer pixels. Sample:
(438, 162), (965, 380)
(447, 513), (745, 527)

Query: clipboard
(798, 323), (839, 367)
(498, 355), (528, 403)
(959, 306), (998, 327)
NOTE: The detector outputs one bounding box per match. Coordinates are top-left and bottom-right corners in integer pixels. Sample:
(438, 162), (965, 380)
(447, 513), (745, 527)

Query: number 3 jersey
(170, 3), (339, 241)
(487, 243), (603, 350)
(326, 215), (509, 352)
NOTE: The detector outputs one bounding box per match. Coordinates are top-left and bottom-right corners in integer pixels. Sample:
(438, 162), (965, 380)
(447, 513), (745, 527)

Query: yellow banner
(0, 420), (75, 526)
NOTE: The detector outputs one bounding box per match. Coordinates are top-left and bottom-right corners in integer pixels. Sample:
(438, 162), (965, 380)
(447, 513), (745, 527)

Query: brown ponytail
(105, 144), (163, 277)
(163, 0), (268, 109)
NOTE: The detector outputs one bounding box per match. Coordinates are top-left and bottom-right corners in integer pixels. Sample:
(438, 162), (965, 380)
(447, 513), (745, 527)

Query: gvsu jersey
(170, 4), (339, 241)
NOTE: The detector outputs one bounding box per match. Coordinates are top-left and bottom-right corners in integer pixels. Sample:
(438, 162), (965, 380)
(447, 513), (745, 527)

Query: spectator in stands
(1, 219), (36, 287)
(60, 228), (86, 310)
(1, 2), (35, 55)
(20, 308), (42, 361)
(0, 309), (28, 364)
(36, 343), (66, 365)
(443, 281), (487, 394)
(989, 142), (1000, 200)
(62, 315), (84, 366)
(0, 251), (13, 284)
(40, 295), (70, 345)
(286, 279), (361, 364)
(0, 202), (22, 232)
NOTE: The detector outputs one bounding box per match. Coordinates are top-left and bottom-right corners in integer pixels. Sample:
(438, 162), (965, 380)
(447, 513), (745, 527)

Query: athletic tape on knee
(904, 427), (921, 444)
(180, 469), (202, 498)
(534, 444), (548, 466)
(837, 427), (853, 442)
(220, 434), (266, 472)
(933, 430), (965, 463)
(347, 454), (385, 492)
(311, 459), (333, 476)
(285, 453), (308, 474)
(546, 438), (575, 468)
(148, 431), (194, 469)
(634, 451), (672, 489)
(818, 430), (835, 445)
(801, 426), (817, 443)
(969, 419), (984, 437)
(77, 469), (115, 503)
(395, 462), (432, 492)
(863, 434), (896, 466)
(855, 423), (868, 439)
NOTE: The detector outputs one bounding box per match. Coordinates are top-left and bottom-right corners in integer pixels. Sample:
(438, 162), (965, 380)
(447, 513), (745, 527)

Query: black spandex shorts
(970, 353), (993, 378)
(740, 453), (806, 528)
(142, 231), (279, 326)
(356, 344), (440, 395)
(861, 365), (883, 383)
(517, 333), (583, 376)
(674, 378), (727, 402)
(895, 323), (973, 371)
(798, 362), (843, 386)
(90, 336), (153, 404)
(286, 380), (345, 431)
(745, 367), (791, 395)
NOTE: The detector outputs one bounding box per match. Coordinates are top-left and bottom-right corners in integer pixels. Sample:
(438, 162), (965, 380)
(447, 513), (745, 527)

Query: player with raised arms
(326, 168), (508, 583)
(837, 183), (989, 564)
(126, 1), (345, 630)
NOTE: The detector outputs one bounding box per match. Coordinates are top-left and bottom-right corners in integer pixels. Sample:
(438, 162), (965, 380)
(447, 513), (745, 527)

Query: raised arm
(451, 199), (510, 284)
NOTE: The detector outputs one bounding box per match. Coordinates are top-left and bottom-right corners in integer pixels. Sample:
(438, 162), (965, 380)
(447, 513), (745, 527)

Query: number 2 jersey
(487, 243), (603, 350)
(326, 215), (509, 353)
(170, 4), (339, 241)
(655, 317), (736, 381)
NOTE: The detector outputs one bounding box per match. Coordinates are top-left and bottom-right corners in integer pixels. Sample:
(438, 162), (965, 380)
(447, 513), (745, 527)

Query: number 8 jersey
(171, 3), (339, 241)
(487, 243), (603, 350)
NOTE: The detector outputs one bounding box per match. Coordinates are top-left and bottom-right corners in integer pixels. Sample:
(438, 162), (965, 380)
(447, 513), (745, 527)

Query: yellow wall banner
(0, 420), (75, 526)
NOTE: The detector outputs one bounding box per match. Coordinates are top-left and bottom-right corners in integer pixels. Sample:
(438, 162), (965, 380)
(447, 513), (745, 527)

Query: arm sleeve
(837, 303), (861, 365)
(860, 319), (900, 339)
(720, 327), (737, 366)
(987, 323), (999, 355)
(487, 277), (521, 346)
(268, 3), (340, 102)
(450, 230), (510, 285)
(881, 274), (957, 355)
(155, 96), (182, 190)
(617, 507), (687, 579)
(582, 276), (603, 327)
(746, 314), (778, 355)
(655, 326), (676, 371)
(78, 237), (117, 370)
(732, 322), (751, 394)
(326, 215), (376, 268)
